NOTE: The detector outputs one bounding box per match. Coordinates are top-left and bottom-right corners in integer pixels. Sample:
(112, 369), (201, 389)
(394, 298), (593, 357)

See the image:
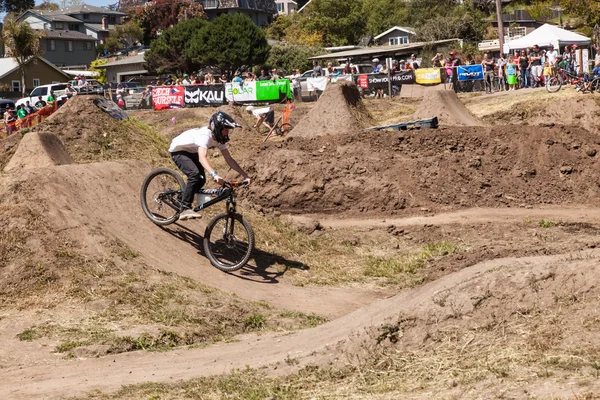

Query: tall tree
(1, 15), (43, 96)
(188, 13), (270, 73)
(144, 18), (208, 74)
(362, 0), (409, 37)
(297, 0), (366, 46)
(267, 42), (325, 74)
(105, 20), (143, 54)
(1, 0), (34, 14)
(131, 0), (207, 45)
(560, 0), (600, 26)
(34, 1), (59, 10)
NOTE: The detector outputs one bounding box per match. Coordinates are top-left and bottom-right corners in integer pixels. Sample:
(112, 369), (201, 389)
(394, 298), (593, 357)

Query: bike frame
(192, 187), (236, 214)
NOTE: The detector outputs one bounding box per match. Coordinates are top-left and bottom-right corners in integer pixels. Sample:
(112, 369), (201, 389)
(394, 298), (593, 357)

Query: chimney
(102, 15), (108, 30)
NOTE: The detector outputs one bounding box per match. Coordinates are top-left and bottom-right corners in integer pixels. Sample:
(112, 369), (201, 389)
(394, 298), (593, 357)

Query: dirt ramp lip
(414, 88), (482, 126)
(3, 131), (72, 173)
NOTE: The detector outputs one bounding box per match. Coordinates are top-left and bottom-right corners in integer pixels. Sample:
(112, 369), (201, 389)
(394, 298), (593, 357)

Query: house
(275, 0), (297, 15)
(40, 30), (97, 67)
(100, 54), (147, 83)
(486, 9), (560, 42)
(374, 26), (416, 47)
(0, 56), (70, 94)
(198, 0), (276, 26)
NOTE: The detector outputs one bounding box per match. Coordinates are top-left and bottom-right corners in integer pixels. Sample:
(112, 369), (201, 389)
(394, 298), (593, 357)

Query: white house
(374, 26), (416, 46)
(275, 0), (297, 15)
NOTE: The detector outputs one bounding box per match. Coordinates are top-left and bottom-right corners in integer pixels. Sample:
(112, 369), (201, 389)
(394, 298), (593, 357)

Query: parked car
(16, 83), (69, 108)
(298, 63), (373, 101)
(0, 98), (15, 117)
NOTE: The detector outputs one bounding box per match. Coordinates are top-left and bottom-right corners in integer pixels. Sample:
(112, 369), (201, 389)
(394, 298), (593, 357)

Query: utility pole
(495, 0), (504, 55)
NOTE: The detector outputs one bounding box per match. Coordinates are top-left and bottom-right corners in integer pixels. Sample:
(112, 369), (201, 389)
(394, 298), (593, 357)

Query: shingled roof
(41, 30), (97, 41)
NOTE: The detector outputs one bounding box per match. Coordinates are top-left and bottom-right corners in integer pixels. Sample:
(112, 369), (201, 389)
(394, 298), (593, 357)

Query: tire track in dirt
(2, 250), (598, 399)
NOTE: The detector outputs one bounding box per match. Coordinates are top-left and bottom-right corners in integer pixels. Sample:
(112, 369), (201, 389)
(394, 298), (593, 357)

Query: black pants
(264, 109), (275, 125)
(171, 151), (206, 210)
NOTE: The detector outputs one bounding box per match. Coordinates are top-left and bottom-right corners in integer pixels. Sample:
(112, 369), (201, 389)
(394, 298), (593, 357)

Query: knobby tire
(203, 212), (255, 272)
(140, 168), (184, 226)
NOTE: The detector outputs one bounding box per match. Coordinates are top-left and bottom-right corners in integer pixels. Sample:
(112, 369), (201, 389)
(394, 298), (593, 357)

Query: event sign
(306, 77), (328, 92)
(225, 82), (256, 102)
(457, 65), (484, 81)
(184, 85), (225, 106)
(152, 86), (184, 110)
(256, 79), (292, 101)
(356, 71), (416, 88)
(414, 68), (441, 84)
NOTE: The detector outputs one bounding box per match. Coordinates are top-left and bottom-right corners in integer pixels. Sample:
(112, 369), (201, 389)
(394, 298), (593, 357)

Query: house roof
(60, 4), (126, 15)
(101, 54), (146, 67)
(41, 29), (97, 41)
(85, 23), (116, 32)
(309, 39), (460, 60)
(298, 0), (311, 12)
(374, 26), (416, 40)
(0, 57), (70, 80)
(23, 10), (81, 22)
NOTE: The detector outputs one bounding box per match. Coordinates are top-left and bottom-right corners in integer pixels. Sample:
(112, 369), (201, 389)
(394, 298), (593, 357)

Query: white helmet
(245, 105), (254, 112)
(372, 58), (379, 63)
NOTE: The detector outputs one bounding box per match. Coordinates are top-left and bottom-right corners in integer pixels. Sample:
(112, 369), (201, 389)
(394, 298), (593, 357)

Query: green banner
(255, 79), (291, 102)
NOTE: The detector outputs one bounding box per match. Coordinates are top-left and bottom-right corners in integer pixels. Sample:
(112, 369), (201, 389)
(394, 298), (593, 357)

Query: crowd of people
(3, 92), (58, 134)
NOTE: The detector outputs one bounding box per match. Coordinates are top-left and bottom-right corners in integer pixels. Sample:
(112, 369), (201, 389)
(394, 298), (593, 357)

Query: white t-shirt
(546, 50), (559, 64)
(169, 126), (227, 153)
(251, 107), (272, 117)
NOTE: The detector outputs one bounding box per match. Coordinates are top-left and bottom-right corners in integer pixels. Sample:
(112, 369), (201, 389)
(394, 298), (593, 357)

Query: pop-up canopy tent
(503, 23), (591, 53)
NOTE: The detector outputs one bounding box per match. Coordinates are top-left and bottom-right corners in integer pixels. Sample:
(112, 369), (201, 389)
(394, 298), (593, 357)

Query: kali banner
(457, 65), (484, 81)
(356, 71), (416, 89)
(414, 68), (442, 85)
(152, 86), (184, 110)
(184, 85), (225, 106)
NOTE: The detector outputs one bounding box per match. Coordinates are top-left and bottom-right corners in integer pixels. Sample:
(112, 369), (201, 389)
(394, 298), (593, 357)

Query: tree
(1, 15), (43, 96)
(1, 0), (34, 14)
(131, 0), (207, 45)
(188, 13), (270, 74)
(560, 0), (600, 27)
(89, 59), (107, 84)
(471, 0), (495, 14)
(34, 1), (59, 10)
(267, 42), (325, 74)
(105, 20), (143, 54)
(144, 18), (208, 74)
(416, 4), (486, 43)
(362, 0), (409, 37)
(296, 0), (366, 46)
(58, 0), (81, 8)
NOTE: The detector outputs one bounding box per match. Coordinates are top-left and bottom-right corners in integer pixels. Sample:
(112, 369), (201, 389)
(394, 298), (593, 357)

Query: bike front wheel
(203, 212), (255, 272)
(546, 75), (562, 93)
(140, 168), (184, 226)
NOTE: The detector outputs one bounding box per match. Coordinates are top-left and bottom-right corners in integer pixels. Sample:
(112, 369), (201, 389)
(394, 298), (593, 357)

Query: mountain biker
(168, 111), (251, 221)
(245, 105), (275, 132)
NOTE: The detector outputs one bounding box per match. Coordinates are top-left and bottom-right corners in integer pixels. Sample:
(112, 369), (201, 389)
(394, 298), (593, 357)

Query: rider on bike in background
(169, 111), (252, 221)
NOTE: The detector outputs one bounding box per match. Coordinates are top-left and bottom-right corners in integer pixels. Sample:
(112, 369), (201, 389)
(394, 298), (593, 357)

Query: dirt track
(413, 88), (482, 126)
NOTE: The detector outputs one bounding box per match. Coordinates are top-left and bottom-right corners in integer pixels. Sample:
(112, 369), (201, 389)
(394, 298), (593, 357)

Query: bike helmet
(209, 111), (240, 144)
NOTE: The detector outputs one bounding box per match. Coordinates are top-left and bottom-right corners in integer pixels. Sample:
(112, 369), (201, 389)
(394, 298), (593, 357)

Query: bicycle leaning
(140, 167), (255, 272)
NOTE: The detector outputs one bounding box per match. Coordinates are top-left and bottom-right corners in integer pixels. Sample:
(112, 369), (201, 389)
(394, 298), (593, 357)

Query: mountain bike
(546, 67), (583, 93)
(140, 168), (254, 272)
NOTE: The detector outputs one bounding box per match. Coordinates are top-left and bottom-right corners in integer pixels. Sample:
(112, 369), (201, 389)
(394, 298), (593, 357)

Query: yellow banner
(415, 68), (441, 84)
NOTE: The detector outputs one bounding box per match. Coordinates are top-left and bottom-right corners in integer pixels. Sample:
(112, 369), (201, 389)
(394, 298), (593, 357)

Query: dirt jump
(3, 131), (72, 173)
(413, 87), (482, 126)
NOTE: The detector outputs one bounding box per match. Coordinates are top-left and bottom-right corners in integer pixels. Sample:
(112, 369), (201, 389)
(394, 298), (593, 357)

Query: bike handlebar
(222, 180), (250, 189)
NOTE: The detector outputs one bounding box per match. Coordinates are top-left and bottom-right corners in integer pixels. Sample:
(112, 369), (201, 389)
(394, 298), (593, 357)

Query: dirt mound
(243, 124), (600, 214)
(3, 132), (72, 173)
(0, 133), (22, 171)
(413, 89), (482, 126)
(28, 95), (170, 166)
(483, 95), (600, 133)
(290, 82), (375, 138)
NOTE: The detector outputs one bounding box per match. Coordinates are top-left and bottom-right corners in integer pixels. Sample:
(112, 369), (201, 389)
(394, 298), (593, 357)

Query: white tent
(503, 23), (591, 53)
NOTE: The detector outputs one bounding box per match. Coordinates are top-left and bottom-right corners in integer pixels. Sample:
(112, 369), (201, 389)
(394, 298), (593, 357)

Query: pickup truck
(16, 83), (69, 108)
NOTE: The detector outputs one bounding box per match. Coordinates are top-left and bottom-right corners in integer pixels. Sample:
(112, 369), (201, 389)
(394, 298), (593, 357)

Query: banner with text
(457, 65), (484, 81)
(356, 71), (416, 89)
(184, 85), (225, 106)
(414, 68), (442, 85)
(225, 80), (292, 103)
(152, 86), (184, 110)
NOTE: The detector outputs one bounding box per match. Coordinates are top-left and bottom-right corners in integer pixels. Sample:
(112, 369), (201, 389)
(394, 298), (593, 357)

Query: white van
(16, 83), (69, 107)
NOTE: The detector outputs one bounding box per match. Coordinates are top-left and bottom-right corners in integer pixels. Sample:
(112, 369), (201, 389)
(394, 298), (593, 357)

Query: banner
(414, 68), (442, 85)
(124, 91), (153, 109)
(356, 71), (416, 89)
(152, 86), (184, 110)
(256, 79), (292, 101)
(457, 65), (484, 81)
(307, 76), (328, 91)
(225, 82), (257, 102)
(184, 85), (225, 106)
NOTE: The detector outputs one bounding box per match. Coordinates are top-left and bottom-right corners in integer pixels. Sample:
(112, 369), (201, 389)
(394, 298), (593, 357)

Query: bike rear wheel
(546, 75), (562, 93)
(203, 212), (254, 272)
(140, 168), (184, 226)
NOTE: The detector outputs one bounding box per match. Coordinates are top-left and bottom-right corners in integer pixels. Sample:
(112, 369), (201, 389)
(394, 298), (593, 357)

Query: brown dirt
(0, 132), (22, 171)
(413, 88), (482, 126)
(289, 81), (375, 138)
(242, 124), (600, 215)
(3, 132), (72, 173)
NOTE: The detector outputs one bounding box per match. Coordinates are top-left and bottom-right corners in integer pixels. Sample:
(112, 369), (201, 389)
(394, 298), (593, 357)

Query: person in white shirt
(168, 111), (251, 220)
(546, 44), (559, 68)
(182, 73), (192, 85)
(245, 105), (275, 131)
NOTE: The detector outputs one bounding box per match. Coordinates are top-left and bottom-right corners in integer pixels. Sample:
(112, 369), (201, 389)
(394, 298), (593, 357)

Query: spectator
(4, 109), (16, 134)
(497, 54), (506, 91)
(66, 82), (77, 97)
(271, 69), (281, 80)
(139, 86), (152, 108)
(372, 58), (383, 73)
(398, 60), (407, 71)
(546, 44), (558, 68)
(115, 83), (125, 98)
(410, 53), (420, 69)
(232, 72), (243, 83)
(204, 73), (215, 85)
(594, 45), (600, 68)
(518, 49), (530, 88)
(16, 104), (28, 120)
(219, 74), (228, 84)
(35, 96), (46, 109)
(257, 68), (270, 81)
(244, 72), (255, 82)
(311, 60), (323, 77)
(482, 51), (495, 93)
(77, 75), (86, 86)
(506, 55), (517, 91)
(432, 53), (443, 67)
(24, 101), (35, 114)
(529, 44), (543, 87)
(47, 90), (57, 107)
(245, 105), (275, 131)
(391, 60), (399, 73)
(290, 68), (301, 100)
(182, 74), (192, 85)
(403, 59), (413, 71)
(156, 80), (162, 86)
(447, 51), (462, 93)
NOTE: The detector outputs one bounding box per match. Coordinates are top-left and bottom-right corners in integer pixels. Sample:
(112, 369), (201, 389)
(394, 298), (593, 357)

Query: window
(204, 0), (217, 8)
(508, 26), (526, 39)
(277, 3), (283, 12)
(33, 79), (40, 88)
(12, 80), (20, 93)
(66, 41), (73, 52)
(389, 36), (409, 46)
(83, 41), (91, 50)
(82, 14), (90, 20)
(109, 16), (116, 24)
(47, 40), (56, 51)
(55, 22), (63, 29)
(68, 24), (79, 31)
